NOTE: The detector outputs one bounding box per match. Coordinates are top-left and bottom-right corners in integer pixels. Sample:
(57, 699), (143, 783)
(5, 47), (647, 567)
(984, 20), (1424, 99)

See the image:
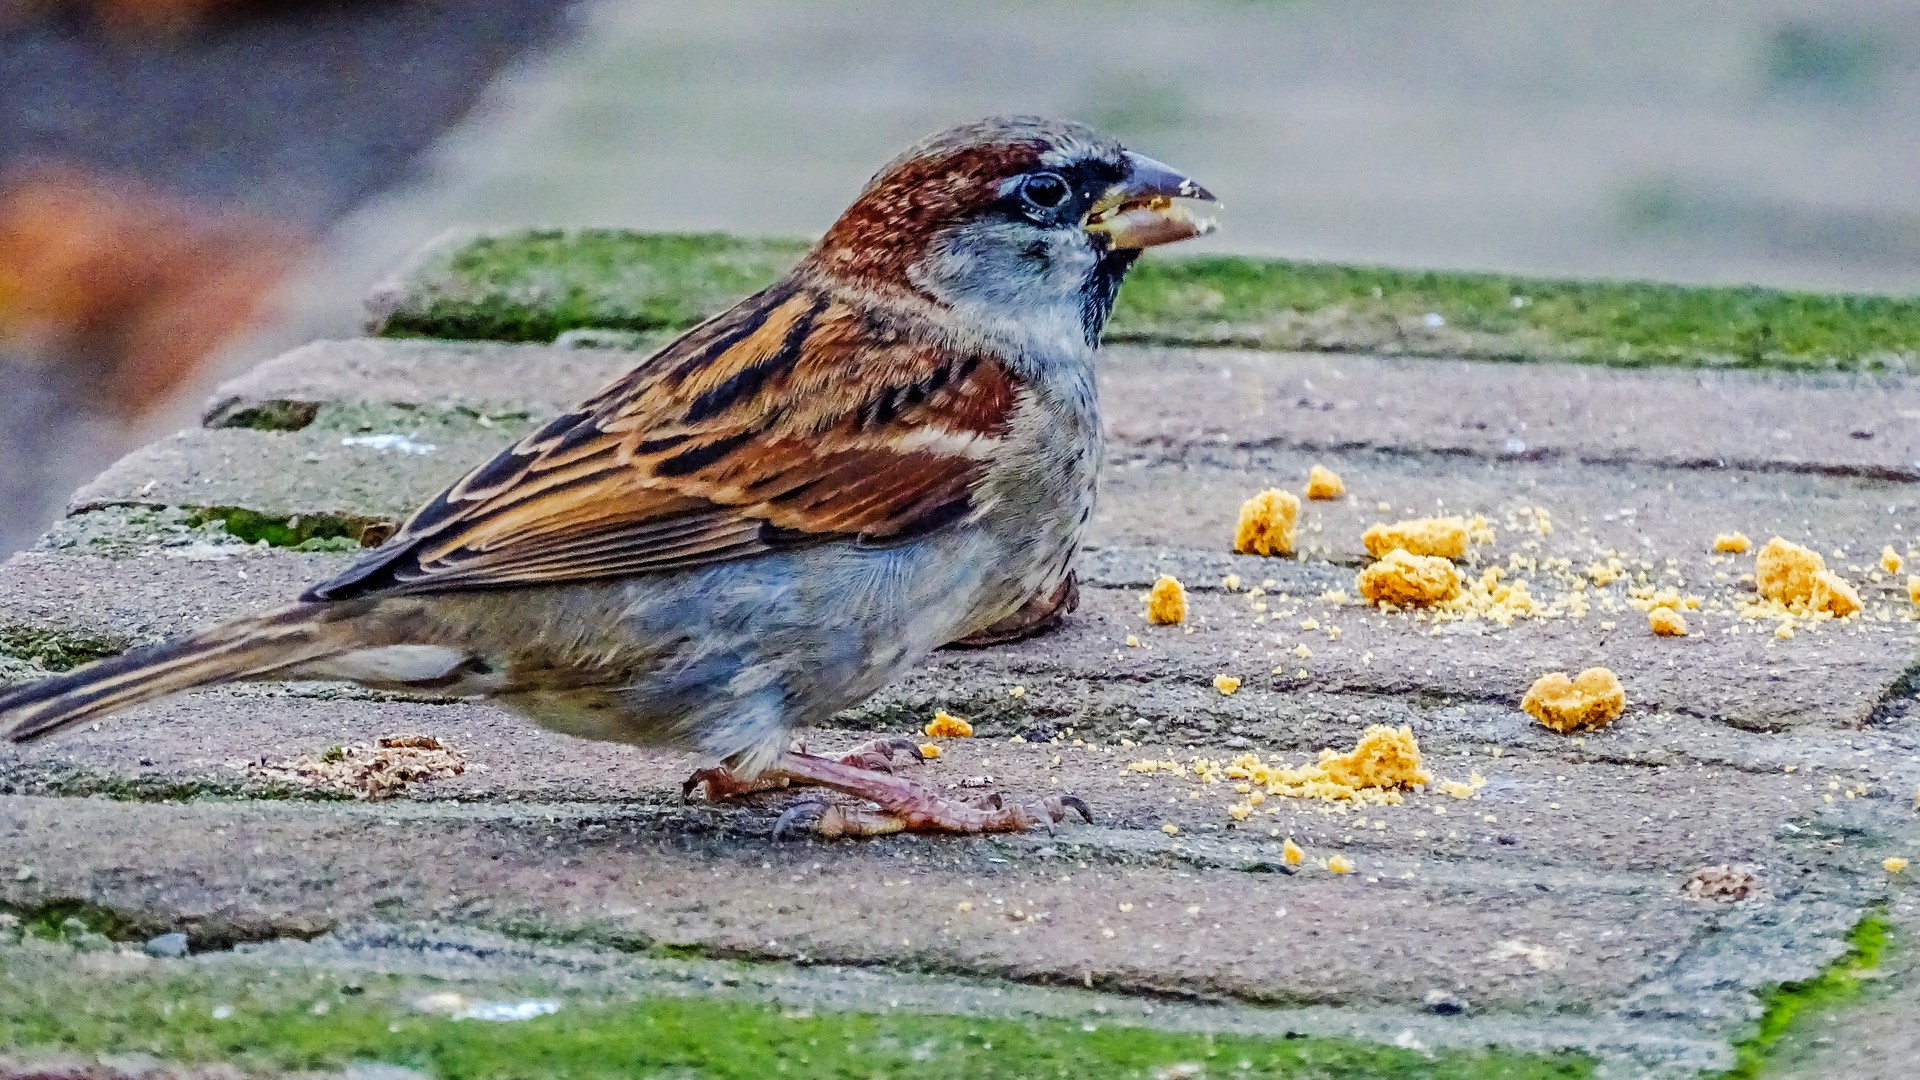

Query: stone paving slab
(8, 331), (1920, 1074)
(202, 339), (1920, 476)
(7, 536), (1916, 739)
(0, 789), (1879, 1042)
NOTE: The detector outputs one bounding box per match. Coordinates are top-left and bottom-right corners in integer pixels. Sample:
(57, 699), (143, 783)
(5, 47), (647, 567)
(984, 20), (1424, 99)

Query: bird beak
(1083, 151), (1219, 249)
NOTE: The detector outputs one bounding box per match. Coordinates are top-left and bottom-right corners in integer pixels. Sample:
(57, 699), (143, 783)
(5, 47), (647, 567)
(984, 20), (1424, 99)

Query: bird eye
(1019, 172), (1070, 210)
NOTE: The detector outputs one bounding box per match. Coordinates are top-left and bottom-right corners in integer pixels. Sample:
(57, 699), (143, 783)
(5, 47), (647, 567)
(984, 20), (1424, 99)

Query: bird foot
(767, 750), (1092, 839)
(682, 736), (925, 802)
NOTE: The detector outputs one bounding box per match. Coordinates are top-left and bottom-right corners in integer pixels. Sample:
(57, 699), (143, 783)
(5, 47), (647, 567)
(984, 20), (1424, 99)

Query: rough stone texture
(6, 333), (1920, 1073)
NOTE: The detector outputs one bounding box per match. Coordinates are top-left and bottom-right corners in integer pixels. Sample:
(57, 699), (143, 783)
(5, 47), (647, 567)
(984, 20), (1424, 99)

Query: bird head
(806, 116), (1216, 348)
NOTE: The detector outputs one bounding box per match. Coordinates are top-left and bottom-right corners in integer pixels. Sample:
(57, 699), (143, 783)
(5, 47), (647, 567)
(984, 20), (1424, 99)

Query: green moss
(370, 229), (1920, 372)
(372, 230), (810, 344)
(0, 628), (125, 672)
(0, 956), (1596, 1080)
(184, 507), (381, 550)
(1720, 913), (1890, 1078)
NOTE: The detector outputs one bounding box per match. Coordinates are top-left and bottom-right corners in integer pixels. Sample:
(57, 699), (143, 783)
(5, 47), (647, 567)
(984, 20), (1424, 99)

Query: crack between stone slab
(1119, 436), (1920, 484)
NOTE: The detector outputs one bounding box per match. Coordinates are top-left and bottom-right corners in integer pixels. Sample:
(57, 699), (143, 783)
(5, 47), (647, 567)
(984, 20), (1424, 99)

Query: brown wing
(306, 282), (1020, 601)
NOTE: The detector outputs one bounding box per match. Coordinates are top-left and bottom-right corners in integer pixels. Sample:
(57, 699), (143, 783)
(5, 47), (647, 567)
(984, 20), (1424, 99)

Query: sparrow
(0, 116), (1217, 837)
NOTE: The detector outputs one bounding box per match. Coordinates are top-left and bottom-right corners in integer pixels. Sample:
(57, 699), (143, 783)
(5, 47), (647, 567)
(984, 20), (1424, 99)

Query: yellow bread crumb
(1756, 537), (1862, 617)
(1146, 574), (1187, 625)
(1362, 517), (1469, 560)
(1909, 576), (1920, 607)
(1357, 549), (1463, 607)
(1234, 488), (1300, 556)
(924, 711), (973, 738)
(918, 743), (941, 759)
(1649, 607), (1688, 637)
(1161, 823), (1180, 835)
(1775, 623), (1795, 640)
(1882, 546), (1904, 575)
(1438, 772), (1487, 799)
(1125, 634), (1142, 647)
(1713, 532), (1751, 554)
(1282, 838), (1304, 865)
(1214, 674), (1241, 696)
(1304, 464), (1345, 500)
(1221, 573), (1241, 591)
(1327, 854), (1354, 874)
(1522, 668), (1627, 733)
(1293, 644), (1313, 660)
(1887, 857), (1910, 874)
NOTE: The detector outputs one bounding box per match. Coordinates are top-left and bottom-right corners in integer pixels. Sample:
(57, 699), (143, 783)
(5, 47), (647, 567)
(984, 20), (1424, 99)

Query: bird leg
(681, 736), (924, 802)
(765, 751), (1092, 838)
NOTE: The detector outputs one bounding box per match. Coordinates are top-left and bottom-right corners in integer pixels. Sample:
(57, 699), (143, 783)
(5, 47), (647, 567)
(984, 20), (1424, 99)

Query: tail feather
(0, 604), (342, 743)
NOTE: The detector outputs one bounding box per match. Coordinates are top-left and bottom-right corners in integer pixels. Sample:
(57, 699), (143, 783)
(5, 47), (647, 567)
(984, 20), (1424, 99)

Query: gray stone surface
(7, 332), (1920, 1073)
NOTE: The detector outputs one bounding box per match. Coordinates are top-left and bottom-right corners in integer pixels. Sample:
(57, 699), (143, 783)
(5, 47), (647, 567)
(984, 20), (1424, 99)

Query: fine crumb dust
(251, 734), (465, 800)
(1362, 516), (1469, 560)
(1522, 668), (1627, 733)
(1146, 574), (1187, 625)
(1357, 549), (1463, 607)
(1304, 464), (1345, 501)
(1234, 488), (1299, 557)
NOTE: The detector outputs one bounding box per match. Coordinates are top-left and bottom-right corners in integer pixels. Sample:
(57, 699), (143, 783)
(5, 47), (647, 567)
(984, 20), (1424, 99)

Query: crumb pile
(1126, 725), (1470, 820)
(924, 711), (973, 738)
(1522, 668), (1627, 733)
(1363, 517), (1469, 560)
(1146, 574), (1187, 624)
(1648, 607), (1688, 636)
(1234, 488), (1299, 556)
(250, 734), (464, 800)
(1305, 464), (1345, 500)
(1357, 549), (1462, 607)
(1753, 536), (1862, 617)
(1713, 532), (1751, 554)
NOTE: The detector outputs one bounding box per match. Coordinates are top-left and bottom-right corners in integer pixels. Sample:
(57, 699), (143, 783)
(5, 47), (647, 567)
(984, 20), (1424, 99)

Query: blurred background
(3, 0), (1919, 554)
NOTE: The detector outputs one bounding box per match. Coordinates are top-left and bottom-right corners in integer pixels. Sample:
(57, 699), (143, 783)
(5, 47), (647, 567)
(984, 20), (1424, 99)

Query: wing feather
(305, 282), (1020, 601)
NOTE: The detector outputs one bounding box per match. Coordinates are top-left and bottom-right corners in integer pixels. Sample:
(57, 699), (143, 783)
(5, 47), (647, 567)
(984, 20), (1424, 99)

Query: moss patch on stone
(0, 944), (1597, 1080)
(370, 230), (809, 344)
(1720, 912), (1891, 1078)
(370, 229), (1920, 373)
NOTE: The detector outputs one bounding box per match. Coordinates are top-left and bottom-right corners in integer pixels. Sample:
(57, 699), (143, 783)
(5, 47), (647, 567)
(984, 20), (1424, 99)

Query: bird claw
(772, 800), (830, 840)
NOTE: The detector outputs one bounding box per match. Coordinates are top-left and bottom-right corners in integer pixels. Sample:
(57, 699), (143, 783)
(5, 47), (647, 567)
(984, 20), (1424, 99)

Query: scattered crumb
(1683, 864), (1758, 902)
(1213, 674), (1241, 696)
(1282, 838), (1304, 865)
(1161, 823), (1180, 835)
(1775, 623), (1795, 640)
(1234, 488), (1300, 557)
(1146, 574), (1188, 625)
(1756, 537), (1862, 617)
(924, 711), (973, 738)
(1522, 668), (1627, 733)
(1437, 773), (1487, 799)
(1886, 856), (1910, 874)
(1909, 576), (1920, 608)
(1882, 546), (1904, 575)
(1292, 643), (1313, 660)
(1362, 517), (1468, 560)
(1125, 634), (1142, 647)
(1648, 607), (1688, 637)
(1357, 549), (1463, 607)
(251, 734), (464, 800)
(1221, 573), (1242, 591)
(1327, 854), (1354, 874)
(1008, 685), (1026, 698)
(1713, 532), (1751, 554)
(918, 743), (942, 759)
(1305, 464), (1345, 500)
